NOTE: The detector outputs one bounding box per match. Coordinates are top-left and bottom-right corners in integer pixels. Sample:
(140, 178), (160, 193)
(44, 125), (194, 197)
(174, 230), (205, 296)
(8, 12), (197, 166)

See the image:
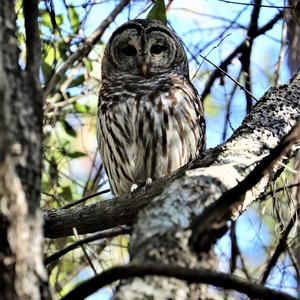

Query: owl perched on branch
(97, 19), (205, 196)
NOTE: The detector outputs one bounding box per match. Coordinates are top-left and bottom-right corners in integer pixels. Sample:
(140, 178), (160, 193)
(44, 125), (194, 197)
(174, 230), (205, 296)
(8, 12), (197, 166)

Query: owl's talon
(145, 177), (152, 190)
(130, 183), (139, 193)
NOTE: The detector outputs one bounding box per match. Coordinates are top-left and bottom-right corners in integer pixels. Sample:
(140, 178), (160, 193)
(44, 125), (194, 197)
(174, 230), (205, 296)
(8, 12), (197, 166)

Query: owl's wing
(97, 94), (137, 195)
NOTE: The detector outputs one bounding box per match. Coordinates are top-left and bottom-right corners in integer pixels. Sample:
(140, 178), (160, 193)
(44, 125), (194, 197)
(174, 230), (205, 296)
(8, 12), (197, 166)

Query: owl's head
(101, 19), (189, 79)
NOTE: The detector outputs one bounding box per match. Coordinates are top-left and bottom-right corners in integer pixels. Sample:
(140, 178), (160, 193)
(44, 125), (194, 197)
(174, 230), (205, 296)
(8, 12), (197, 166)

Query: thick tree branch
(106, 73), (300, 299)
(61, 263), (297, 300)
(190, 120), (300, 251)
(44, 73), (300, 239)
(23, 0), (41, 78)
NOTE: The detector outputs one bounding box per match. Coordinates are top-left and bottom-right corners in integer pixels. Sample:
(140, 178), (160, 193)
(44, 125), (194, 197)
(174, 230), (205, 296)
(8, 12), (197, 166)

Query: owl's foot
(145, 177), (153, 190)
(130, 183), (139, 193)
(130, 178), (153, 196)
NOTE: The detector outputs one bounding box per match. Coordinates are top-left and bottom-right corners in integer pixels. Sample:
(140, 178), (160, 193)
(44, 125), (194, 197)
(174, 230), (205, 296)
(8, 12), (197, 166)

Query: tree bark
(0, 1), (50, 299)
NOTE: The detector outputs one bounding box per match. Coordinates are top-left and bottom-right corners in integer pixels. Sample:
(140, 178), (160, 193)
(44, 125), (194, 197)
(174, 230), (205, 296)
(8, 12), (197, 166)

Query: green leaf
(147, 0), (167, 25)
(68, 6), (80, 33)
(41, 10), (52, 29)
(60, 186), (73, 202)
(204, 96), (222, 118)
(66, 151), (87, 159)
(61, 120), (77, 137)
(42, 62), (53, 80)
(83, 58), (93, 72)
(69, 74), (85, 88)
(74, 102), (89, 113)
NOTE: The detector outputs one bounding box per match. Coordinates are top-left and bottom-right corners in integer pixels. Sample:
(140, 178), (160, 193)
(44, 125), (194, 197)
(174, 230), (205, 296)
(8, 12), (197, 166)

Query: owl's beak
(141, 63), (148, 77)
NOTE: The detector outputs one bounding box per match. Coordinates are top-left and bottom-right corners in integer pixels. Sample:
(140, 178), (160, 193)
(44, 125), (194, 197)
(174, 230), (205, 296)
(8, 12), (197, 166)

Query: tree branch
(61, 263), (297, 300)
(43, 73), (300, 239)
(44, 226), (131, 265)
(201, 10), (283, 101)
(190, 120), (300, 251)
(23, 0), (42, 77)
(261, 205), (300, 284)
(44, 0), (130, 97)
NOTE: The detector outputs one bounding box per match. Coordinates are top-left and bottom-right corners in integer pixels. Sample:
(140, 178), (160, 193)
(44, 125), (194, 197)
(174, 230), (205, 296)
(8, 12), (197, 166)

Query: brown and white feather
(97, 19), (205, 196)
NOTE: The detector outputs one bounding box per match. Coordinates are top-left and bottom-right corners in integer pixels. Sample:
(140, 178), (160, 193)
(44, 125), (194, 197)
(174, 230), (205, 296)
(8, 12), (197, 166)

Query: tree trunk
(0, 1), (50, 299)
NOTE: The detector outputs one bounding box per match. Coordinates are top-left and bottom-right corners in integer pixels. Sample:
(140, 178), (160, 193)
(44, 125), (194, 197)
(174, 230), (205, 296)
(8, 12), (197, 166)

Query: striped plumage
(97, 19), (205, 196)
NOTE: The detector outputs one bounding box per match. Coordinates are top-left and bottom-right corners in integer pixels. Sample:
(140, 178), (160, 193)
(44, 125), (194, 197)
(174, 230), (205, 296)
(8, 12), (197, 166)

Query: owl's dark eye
(121, 45), (137, 56)
(150, 45), (168, 55)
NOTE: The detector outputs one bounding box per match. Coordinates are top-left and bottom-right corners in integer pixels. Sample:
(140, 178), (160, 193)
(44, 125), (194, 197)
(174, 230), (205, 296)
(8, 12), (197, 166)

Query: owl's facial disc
(109, 27), (178, 77)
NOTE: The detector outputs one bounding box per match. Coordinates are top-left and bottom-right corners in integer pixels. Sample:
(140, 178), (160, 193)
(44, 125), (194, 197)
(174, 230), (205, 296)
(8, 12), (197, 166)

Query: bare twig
(199, 54), (258, 101)
(61, 189), (110, 209)
(73, 228), (97, 275)
(261, 205), (300, 284)
(44, 225), (131, 265)
(239, 0), (262, 113)
(201, 11), (283, 101)
(44, 0), (130, 97)
(216, 0), (293, 8)
(274, 20), (287, 86)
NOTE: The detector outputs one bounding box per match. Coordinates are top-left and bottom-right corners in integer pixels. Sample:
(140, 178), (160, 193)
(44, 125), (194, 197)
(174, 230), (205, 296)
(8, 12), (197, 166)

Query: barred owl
(97, 19), (205, 196)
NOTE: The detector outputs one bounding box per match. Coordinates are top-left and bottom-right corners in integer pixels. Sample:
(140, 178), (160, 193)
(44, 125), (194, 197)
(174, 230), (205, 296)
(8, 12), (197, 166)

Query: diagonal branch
(190, 120), (300, 251)
(44, 225), (131, 265)
(201, 10), (283, 101)
(61, 263), (297, 300)
(44, 0), (130, 97)
(261, 205), (300, 284)
(43, 73), (300, 239)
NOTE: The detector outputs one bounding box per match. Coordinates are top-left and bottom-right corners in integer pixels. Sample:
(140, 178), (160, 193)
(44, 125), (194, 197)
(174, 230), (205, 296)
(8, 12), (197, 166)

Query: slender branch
(258, 183), (300, 200)
(61, 189), (110, 209)
(44, 0), (130, 97)
(23, 0), (44, 120)
(190, 121), (300, 251)
(239, 0), (262, 113)
(216, 0), (294, 8)
(201, 11), (283, 101)
(61, 263), (297, 300)
(44, 226), (131, 265)
(261, 206), (300, 284)
(199, 54), (258, 102)
(73, 228), (97, 275)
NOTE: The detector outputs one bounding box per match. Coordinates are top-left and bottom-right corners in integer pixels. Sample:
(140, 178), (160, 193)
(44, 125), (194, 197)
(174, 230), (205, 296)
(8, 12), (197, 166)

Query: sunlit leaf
(74, 102), (89, 113)
(83, 58), (93, 72)
(68, 6), (80, 33)
(61, 120), (77, 137)
(204, 95), (222, 117)
(147, 0), (167, 25)
(66, 151), (87, 159)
